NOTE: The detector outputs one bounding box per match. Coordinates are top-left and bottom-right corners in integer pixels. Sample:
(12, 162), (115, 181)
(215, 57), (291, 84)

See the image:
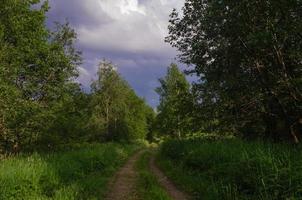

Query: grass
(134, 150), (171, 200)
(157, 139), (302, 200)
(0, 143), (139, 200)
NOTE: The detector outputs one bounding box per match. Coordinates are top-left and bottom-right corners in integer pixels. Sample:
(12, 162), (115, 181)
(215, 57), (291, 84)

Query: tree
(156, 63), (193, 138)
(0, 0), (82, 152)
(90, 60), (128, 140)
(89, 60), (153, 142)
(166, 0), (302, 142)
(145, 106), (156, 142)
(38, 83), (90, 147)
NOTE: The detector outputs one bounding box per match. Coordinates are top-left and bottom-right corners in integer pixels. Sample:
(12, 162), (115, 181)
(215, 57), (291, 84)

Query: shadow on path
(149, 154), (189, 200)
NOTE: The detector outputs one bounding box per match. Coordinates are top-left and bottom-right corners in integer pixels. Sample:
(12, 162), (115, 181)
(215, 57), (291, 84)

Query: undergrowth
(157, 139), (302, 200)
(0, 143), (139, 200)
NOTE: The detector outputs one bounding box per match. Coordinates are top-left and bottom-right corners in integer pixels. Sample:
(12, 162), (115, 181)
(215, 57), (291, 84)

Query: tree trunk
(289, 118), (302, 144)
(290, 125), (299, 144)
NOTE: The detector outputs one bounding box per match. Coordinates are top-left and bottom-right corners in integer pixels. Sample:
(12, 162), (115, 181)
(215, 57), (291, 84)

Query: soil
(105, 150), (189, 200)
(149, 154), (189, 200)
(105, 150), (143, 200)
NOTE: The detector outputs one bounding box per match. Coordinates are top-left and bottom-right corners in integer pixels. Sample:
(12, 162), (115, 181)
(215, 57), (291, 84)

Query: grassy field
(157, 139), (302, 200)
(0, 143), (139, 200)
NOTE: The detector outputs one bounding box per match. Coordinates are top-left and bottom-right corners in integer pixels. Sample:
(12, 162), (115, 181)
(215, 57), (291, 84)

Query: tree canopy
(166, 0), (302, 142)
(89, 60), (154, 142)
(0, 1), (155, 153)
(156, 64), (193, 138)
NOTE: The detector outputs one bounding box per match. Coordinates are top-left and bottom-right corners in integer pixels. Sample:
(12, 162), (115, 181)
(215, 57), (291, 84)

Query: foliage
(0, 0), (83, 152)
(89, 60), (155, 142)
(0, 143), (139, 200)
(37, 84), (90, 148)
(158, 139), (302, 199)
(0, 1), (153, 152)
(155, 64), (193, 138)
(166, 0), (302, 141)
(145, 107), (156, 142)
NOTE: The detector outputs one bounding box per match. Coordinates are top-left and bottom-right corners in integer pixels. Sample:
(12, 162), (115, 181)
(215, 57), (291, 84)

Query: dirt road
(105, 150), (189, 200)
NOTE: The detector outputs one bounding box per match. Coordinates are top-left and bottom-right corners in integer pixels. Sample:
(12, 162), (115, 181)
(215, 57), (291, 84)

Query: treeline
(156, 0), (302, 142)
(0, 1), (154, 153)
(88, 60), (155, 142)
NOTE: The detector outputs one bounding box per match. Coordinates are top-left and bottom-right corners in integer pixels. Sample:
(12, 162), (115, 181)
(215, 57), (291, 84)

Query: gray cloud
(47, 0), (185, 107)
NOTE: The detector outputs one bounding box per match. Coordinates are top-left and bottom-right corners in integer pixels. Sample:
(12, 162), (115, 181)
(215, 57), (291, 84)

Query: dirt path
(105, 150), (189, 200)
(149, 155), (189, 200)
(105, 150), (144, 200)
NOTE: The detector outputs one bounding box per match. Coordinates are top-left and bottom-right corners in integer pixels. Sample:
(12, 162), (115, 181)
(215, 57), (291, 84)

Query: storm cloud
(46, 0), (185, 107)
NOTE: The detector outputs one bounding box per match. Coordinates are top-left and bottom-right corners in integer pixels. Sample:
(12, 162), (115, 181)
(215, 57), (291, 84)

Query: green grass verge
(0, 143), (139, 200)
(157, 139), (302, 200)
(134, 150), (171, 200)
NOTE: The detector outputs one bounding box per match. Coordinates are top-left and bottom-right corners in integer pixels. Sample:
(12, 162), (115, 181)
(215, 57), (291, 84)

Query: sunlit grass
(0, 143), (139, 200)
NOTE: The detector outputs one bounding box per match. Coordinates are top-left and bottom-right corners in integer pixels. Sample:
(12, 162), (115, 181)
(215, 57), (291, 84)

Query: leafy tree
(89, 60), (153, 142)
(156, 64), (193, 138)
(38, 83), (90, 148)
(145, 106), (156, 142)
(90, 60), (128, 140)
(0, 0), (82, 152)
(0, 0), (155, 153)
(166, 0), (302, 142)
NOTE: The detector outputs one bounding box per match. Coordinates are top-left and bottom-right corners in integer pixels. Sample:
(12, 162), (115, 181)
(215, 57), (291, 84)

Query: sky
(45, 0), (185, 107)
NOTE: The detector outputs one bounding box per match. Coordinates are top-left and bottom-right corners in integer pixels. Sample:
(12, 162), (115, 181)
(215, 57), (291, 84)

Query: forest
(0, 0), (301, 199)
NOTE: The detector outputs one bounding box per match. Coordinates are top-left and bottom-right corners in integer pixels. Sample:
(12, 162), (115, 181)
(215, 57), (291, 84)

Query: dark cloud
(46, 0), (113, 28)
(46, 0), (185, 107)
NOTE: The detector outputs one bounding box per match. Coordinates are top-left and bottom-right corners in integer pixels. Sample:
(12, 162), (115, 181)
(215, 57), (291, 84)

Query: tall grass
(0, 143), (139, 200)
(157, 139), (302, 200)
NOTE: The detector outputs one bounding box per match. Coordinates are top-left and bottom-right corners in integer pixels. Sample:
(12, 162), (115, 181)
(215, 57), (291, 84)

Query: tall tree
(166, 0), (302, 142)
(156, 64), (192, 138)
(0, 0), (82, 152)
(89, 60), (153, 142)
(90, 60), (128, 140)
